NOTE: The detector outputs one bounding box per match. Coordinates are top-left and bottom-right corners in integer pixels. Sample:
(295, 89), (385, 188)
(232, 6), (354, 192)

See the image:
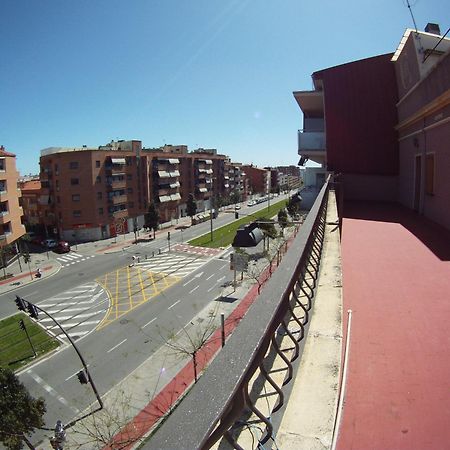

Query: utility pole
(19, 319), (36, 357)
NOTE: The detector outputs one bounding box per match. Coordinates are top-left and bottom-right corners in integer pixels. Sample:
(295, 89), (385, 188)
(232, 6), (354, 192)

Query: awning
(199, 188), (208, 193)
(170, 170), (180, 177)
(224, 183), (230, 188)
(158, 170), (170, 177)
(168, 158), (180, 164)
(111, 158), (126, 164)
(170, 181), (180, 188)
(159, 195), (171, 203)
(205, 159), (213, 164)
(170, 193), (181, 201)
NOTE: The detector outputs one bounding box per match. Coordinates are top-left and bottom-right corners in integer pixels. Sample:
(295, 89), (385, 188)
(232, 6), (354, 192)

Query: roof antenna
(405, 0), (419, 33)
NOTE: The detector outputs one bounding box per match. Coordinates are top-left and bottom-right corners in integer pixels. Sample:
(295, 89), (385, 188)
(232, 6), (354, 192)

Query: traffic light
(15, 295), (26, 311)
(77, 370), (89, 384)
(167, 231), (171, 241)
(19, 319), (26, 331)
(27, 302), (39, 319)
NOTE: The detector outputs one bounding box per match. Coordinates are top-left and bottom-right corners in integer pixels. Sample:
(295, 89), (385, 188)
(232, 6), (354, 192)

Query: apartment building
(39, 140), (144, 241)
(18, 177), (41, 228)
(393, 24), (450, 230)
(0, 146), (25, 248)
(38, 141), (235, 241)
(241, 165), (270, 196)
(294, 23), (450, 230)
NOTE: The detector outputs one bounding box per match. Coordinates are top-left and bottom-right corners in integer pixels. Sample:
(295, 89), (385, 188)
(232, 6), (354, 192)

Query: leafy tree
(277, 208), (288, 230)
(0, 368), (46, 450)
(286, 196), (301, 218)
(186, 194), (197, 219)
(144, 203), (159, 239)
(230, 189), (241, 206)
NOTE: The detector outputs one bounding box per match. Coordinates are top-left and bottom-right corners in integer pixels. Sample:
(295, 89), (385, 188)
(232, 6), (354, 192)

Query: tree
(230, 189), (241, 206)
(277, 208), (288, 230)
(144, 203), (159, 239)
(186, 194), (197, 220)
(286, 196), (301, 219)
(160, 306), (219, 383)
(0, 368), (46, 450)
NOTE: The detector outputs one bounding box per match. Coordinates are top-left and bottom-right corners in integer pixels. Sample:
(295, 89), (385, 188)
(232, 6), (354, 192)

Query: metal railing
(146, 177), (331, 449)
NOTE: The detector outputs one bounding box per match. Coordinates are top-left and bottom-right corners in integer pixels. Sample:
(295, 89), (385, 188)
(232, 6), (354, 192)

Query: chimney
(424, 23), (440, 35)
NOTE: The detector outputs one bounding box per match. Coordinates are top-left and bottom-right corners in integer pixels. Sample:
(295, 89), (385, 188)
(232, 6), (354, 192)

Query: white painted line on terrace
(168, 300), (180, 310)
(107, 339), (127, 353)
(143, 317), (157, 328)
(189, 285), (199, 294)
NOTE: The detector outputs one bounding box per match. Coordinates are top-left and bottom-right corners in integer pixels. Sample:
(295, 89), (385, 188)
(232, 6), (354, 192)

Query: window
(426, 154), (435, 195)
(97, 192), (102, 200)
(71, 178), (79, 185)
(69, 162), (79, 169)
(127, 174), (132, 181)
(73, 210), (81, 217)
(72, 194), (80, 202)
(55, 180), (60, 191)
(96, 160), (100, 168)
(0, 159), (5, 171)
(127, 187), (133, 194)
(54, 164), (59, 175)
(98, 208), (104, 215)
(96, 176), (102, 183)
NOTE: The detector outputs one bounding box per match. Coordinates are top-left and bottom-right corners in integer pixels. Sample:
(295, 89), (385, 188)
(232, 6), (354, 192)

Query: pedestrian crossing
(36, 283), (108, 343)
(56, 252), (95, 267)
(134, 253), (209, 278)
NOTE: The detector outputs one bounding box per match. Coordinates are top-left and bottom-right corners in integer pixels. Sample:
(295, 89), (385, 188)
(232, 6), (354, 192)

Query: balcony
(107, 180), (126, 190)
(108, 194), (127, 205)
(297, 130), (325, 151)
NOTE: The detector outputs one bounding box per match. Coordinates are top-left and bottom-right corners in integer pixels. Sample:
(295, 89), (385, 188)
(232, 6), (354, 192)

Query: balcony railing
(298, 130), (326, 151)
(147, 177), (331, 449)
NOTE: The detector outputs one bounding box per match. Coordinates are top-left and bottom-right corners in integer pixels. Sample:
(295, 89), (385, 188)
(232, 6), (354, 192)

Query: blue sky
(1, 0), (447, 175)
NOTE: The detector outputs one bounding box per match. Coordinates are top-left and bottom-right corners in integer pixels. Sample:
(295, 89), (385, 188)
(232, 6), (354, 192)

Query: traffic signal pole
(19, 319), (36, 357)
(13, 297), (104, 431)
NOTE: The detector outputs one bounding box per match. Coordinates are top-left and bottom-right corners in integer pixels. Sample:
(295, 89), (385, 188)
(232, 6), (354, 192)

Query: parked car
(235, 205), (241, 210)
(42, 238), (58, 249)
(55, 241), (70, 253)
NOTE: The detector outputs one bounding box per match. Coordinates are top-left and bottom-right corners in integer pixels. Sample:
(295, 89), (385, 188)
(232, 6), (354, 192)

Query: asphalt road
(0, 195), (290, 447)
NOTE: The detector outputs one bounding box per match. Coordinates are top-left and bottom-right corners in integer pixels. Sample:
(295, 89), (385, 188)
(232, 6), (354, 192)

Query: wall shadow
(342, 200), (450, 261)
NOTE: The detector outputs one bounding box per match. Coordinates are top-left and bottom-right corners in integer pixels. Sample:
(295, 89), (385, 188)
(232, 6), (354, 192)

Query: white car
(42, 238), (58, 248)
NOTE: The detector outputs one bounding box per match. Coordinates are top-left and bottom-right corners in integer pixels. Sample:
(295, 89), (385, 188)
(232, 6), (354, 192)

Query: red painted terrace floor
(337, 201), (450, 450)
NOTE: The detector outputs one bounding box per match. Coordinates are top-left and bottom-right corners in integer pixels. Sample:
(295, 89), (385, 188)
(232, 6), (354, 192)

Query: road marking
(65, 364), (90, 381)
(189, 285), (199, 294)
(217, 276), (226, 282)
(168, 300), (180, 310)
(207, 285), (216, 292)
(143, 317), (157, 328)
(183, 278), (194, 286)
(219, 265), (226, 271)
(107, 339), (127, 353)
(28, 370), (79, 413)
(206, 274), (215, 280)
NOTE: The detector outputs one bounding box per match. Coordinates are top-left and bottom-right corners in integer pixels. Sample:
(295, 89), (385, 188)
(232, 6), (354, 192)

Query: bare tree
(159, 305), (220, 383)
(68, 390), (143, 450)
